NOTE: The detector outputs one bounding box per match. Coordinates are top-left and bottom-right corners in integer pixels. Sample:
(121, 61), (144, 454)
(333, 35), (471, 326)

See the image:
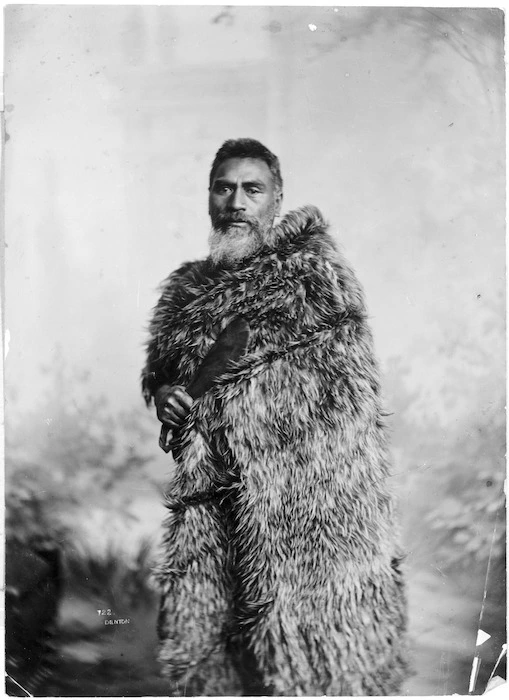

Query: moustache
(213, 213), (257, 228)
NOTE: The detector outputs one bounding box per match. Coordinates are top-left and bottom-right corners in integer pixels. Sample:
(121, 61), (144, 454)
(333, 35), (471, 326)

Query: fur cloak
(142, 206), (408, 696)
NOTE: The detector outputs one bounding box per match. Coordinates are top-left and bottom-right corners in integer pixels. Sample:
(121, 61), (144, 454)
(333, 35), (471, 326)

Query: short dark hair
(209, 138), (283, 193)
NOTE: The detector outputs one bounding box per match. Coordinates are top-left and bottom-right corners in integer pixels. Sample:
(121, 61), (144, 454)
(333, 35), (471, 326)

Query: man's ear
(274, 190), (283, 217)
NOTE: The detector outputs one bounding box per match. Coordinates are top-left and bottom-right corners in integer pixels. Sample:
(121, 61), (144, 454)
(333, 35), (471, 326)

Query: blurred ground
(405, 567), (478, 695)
(6, 492), (504, 698)
(43, 592), (168, 697)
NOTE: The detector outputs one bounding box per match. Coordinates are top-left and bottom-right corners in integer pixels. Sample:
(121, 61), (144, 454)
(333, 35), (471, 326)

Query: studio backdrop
(3, 5), (505, 696)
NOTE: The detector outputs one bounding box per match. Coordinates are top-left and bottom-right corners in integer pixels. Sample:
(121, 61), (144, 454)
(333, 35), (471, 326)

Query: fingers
(156, 385), (193, 428)
(175, 388), (193, 410)
(159, 402), (185, 428)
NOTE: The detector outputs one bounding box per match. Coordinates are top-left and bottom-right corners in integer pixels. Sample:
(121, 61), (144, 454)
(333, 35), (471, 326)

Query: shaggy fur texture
(142, 206), (408, 696)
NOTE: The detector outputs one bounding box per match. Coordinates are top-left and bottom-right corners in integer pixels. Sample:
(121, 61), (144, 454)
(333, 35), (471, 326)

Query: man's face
(208, 157), (282, 264)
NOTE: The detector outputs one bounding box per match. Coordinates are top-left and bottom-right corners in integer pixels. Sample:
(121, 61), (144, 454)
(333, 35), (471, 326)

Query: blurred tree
(4, 351), (162, 697)
(383, 293), (505, 574)
(5, 347), (156, 548)
(426, 398), (505, 569)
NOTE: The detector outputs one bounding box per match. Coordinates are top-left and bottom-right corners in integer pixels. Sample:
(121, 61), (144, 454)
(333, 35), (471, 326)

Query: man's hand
(155, 385), (193, 429)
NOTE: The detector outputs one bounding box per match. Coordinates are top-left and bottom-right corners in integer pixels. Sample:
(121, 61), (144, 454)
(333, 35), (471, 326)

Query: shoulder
(154, 258), (219, 311)
(271, 206), (366, 316)
(148, 259), (210, 336)
(158, 259), (209, 295)
(269, 206), (333, 256)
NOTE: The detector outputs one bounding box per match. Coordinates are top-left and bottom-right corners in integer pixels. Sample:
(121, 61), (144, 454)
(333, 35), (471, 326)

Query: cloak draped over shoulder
(142, 206), (408, 696)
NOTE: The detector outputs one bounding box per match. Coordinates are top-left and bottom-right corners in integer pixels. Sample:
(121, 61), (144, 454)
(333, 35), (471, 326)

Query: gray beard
(208, 224), (266, 266)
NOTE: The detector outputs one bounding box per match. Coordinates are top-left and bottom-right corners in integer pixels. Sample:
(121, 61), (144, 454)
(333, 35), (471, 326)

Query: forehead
(212, 157), (274, 184)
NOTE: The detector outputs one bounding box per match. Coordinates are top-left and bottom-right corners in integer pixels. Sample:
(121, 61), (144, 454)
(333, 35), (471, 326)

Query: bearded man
(142, 138), (408, 696)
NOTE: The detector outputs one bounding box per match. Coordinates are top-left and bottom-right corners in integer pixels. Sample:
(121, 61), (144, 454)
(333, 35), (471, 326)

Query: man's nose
(228, 187), (246, 210)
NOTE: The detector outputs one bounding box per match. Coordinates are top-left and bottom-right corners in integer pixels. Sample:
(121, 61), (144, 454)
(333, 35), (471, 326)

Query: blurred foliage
(428, 471), (505, 566)
(425, 384), (505, 569)
(5, 351), (157, 551)
(383, 295), (505, 574)
(65, 535), (158, 607)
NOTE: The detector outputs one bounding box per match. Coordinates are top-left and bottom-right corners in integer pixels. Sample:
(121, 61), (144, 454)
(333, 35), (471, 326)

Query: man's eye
(246, 188), (260, 195)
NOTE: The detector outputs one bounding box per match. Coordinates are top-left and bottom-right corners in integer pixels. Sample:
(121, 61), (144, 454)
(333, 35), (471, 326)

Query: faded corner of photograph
(2, 4), (506, 698)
